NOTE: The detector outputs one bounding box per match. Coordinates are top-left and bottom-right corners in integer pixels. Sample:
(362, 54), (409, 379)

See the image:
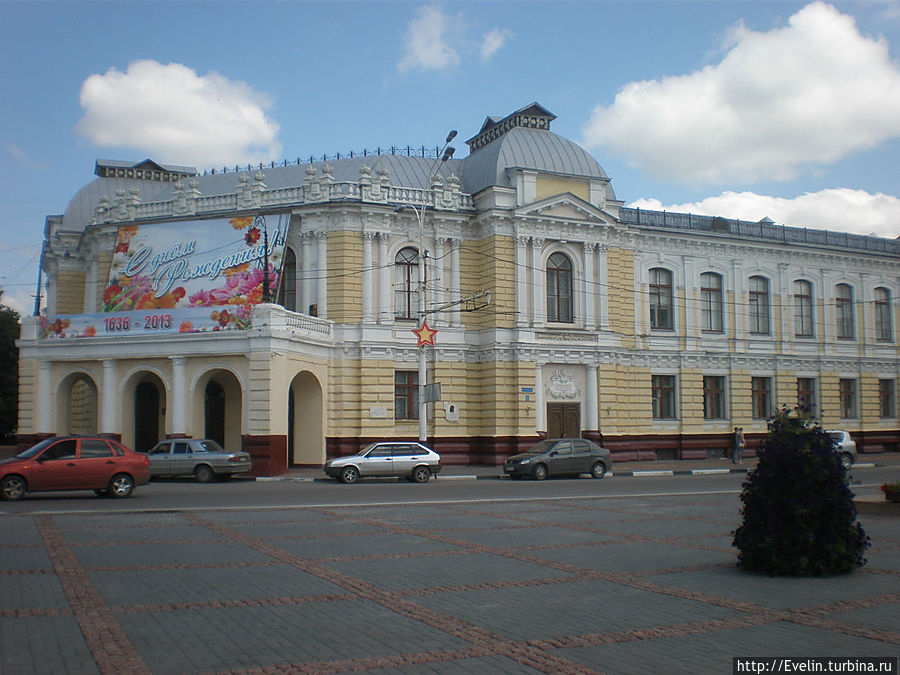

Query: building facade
(16, 103), (900, 472)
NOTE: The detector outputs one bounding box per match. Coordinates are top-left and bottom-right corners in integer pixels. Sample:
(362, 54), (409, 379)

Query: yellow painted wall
(326, 230), (363, 324)
(56, 269), (86, 313)
(606, 247), (636, 348)
(459, 234), (515, 331)
(535, 176), (589, 203)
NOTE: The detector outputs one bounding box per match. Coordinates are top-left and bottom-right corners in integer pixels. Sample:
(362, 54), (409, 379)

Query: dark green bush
(732, 407), (869, 576)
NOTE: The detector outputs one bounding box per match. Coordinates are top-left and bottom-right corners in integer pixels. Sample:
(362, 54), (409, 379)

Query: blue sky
(2, 0), (900, 316)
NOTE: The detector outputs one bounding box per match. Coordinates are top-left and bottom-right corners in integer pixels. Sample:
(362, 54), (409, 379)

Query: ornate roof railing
(91, 166), (474, 225)
(621, 207), (900, 255)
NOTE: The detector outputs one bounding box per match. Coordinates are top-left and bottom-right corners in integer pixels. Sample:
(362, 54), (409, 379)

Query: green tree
(0, 290), (20, 439)
(733, 407), (869, 576)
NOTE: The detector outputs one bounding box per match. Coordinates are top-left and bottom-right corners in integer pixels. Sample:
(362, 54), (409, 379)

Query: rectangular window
(751, 377), (772, 419)
(797, 377), (817, 415)
(703, 376), (726, 419)
(394, 371), (419, 420)
(749, 276), (770, 335)
(649, 268), (673, 330)
(652, 375), (677, 419)
(879, 379), (895, 418)
(875, 288), (892, 341)
(836, 284), (854, 339)
(794, 280), (814, 337)
(839, 378), (857, 419)
(700, 273), (723, 332)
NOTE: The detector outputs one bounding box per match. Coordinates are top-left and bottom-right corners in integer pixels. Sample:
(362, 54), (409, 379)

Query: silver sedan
(146, 439), (252, 482)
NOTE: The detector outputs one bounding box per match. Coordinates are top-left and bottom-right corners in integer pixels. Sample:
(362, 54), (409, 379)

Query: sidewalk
(270, 452), (900, 481)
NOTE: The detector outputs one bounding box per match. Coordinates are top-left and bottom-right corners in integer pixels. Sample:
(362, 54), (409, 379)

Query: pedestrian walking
(733, 426), (745, 464)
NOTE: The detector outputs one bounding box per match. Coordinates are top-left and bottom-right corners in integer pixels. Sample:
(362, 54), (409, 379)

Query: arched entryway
(194, 369), (243, 453)
(57, 372), (98, 435)
(134, 376), (165, 451)
(289, 371), (323, 466)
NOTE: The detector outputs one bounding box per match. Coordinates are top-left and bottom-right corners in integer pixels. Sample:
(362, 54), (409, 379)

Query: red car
(0, 436), (151, 501)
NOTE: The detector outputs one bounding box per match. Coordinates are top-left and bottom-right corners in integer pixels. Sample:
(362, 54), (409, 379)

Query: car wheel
(109, 474), (135, 498)
(590, 462), (607, 479)
(840, 453), (853, 471)
(412, 465), (431, 483)
(1, 475), (26, 501)
(194, 465), (215, 483)
(532, 463), (548, 481)
(340, 466), (359, 484)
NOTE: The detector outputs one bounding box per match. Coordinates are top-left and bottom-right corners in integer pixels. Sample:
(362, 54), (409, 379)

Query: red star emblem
(412, 319), (438, 346)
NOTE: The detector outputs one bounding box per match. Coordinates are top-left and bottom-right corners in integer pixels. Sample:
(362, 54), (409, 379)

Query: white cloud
(481, 28), (512, 61)
(6, 144), (46, 170)
(76, 60), (281, 167)
(397, 5), (462, 73)
(630, 188), (900, 238)
(584, 2), (900, 186)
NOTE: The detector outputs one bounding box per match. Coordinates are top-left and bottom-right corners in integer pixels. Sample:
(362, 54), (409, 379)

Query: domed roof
(459, 103), (614, 199)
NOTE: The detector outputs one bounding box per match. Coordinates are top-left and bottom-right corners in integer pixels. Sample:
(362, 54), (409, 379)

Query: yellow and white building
(16, 103), (900, 472)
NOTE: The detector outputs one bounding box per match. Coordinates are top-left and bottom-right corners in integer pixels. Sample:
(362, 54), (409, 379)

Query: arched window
(875, 287), (892, 341)
(546, 252), (573, 323)
(700, 272), (723, 332)
(793, 280), (813, 338)
(749, 276), (770, 335)
(835, 283), (854, 339)
(394, 247), (419, 320)
(277, 247), (297, 312)
(649, 268), (673, 330)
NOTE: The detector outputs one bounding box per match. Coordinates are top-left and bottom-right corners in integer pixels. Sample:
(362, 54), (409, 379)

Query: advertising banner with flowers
(39, 214), (289, 339)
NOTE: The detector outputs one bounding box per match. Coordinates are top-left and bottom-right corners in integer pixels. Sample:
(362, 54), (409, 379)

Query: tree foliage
(732, 407), (869, 576)
(0, 291), (20, 438)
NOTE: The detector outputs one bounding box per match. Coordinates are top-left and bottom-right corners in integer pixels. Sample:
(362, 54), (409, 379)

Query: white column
(515, 236), (529, 327)
(315, 231), (327, 318)
(38, 360), (52, 433)
(531, 237), (544, 327)
(583, 242), (595, 330)
(450, 238), (462, 327)
(598, 246), (610, 330)
(362, 232), (375, 322)
(433, 237), (445, 325)
(585, 364), (598, 432)
(170, 356), (186, 436)
(101, 359), (117, 435)
(534, 363), (546, 433)
(378, 232), (392, 323)
(300, 232), (312, 315)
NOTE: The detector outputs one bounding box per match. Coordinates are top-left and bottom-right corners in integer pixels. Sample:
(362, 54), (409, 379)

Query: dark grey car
(504, 438), (612, 480)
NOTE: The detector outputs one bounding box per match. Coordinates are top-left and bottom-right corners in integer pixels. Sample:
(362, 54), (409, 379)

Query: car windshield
(524, 440), (558, 454)
(16, 438), (58, 459)
(828, 432), (843, 443)
(197, 440), (225, 453)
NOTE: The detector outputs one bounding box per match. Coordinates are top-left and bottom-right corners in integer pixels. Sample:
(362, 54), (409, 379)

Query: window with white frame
(649, 268), (673, 330)
(875, 287), (892, 341)
(277, 247), (297, 312)
(546, 252), (574, 323)
(394, 371), (419, 420)
(793, 280), (814, 338)
(835, 284), (854, 339)
(394, 247), (419, 320)
(700, 272), (723, 332)
(839, 378), (857, 418)
(652, 374), (677, 419)
(797, 377), (817, 415)
(879, 379), (895, 418)
(749, 276), (770, 335)
(751, 377), (772, 419)
(703, 376), (726, 419)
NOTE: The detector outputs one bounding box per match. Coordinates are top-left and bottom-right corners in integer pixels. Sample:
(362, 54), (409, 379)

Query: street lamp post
(415, 130), (457, 442)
